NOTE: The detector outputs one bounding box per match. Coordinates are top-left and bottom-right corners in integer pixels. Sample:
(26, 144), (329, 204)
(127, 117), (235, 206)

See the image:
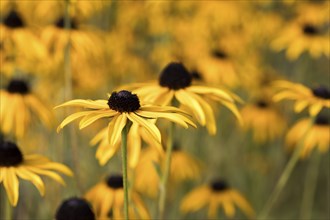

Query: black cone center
(211, 180), (229, 192)
(159, 62), (192, 90)
(55, 17), (78, 29)
(107, 90), (140, 113)
(312, 86), (330, 99)
(0, 141), (23, 167)
(303, 24), (319, 36)
(6, 79), (30, 94)
(55, 197), (95, 220)
(3, 10), (25, 28)
(106, 175), (123, 189)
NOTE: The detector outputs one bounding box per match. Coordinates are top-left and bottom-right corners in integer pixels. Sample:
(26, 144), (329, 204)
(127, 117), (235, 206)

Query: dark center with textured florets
(212, 49), (228, 59)
(315, 115), (329, 126)
(303, 24), (319, 36)
(3, 10), (25, 28)
(211, 180), (229, 192)
(6, 79), (30, 94)
(256, 100), (269, 108)
(159, 62), (192, 90)
(106, 175), (123, 189)
(55, 197), (95, 220)
(0, 141), (23, 167)
(55, 17), (78, 29)
(312, 86), (330, 99)
(107, 90), (140, 113)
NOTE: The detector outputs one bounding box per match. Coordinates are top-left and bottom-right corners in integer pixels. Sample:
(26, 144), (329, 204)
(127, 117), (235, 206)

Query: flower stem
(300, 152), (321, 219)
(158, 121), (174, 219)
(4, 194), (13, 220)
(121, 124), (129, 220)
(258, 116), (316, 219)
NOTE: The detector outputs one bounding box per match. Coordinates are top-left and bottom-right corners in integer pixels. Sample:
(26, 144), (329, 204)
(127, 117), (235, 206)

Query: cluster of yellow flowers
(0, 1), (329, 219)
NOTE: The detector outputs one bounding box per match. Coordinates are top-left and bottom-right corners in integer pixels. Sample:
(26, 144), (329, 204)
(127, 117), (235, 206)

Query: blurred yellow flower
(241, 100), (287, 143)
(126, 62), (242, 135)
(0, 141), (73, 206)
(180, 180), (255, 219)
(273, 80), (330, 116)
(0, 79), (54, 138)
(286, 115), (329, 159)
(85, 174), (150, 219)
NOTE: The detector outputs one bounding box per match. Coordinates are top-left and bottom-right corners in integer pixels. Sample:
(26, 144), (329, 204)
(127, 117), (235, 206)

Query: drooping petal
(55, 99), (108, 109)
(3, 168), (19, 206)
(108, 114), (127, 147)
(16, 168), (45, 196)
(57, 111), (91, 132)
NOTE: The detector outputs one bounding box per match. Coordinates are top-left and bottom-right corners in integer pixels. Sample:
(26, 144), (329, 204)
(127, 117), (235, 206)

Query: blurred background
(0, 0), (329, 219)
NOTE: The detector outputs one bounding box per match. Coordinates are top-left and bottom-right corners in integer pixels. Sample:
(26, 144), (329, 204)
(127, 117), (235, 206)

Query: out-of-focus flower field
(0, 1), (329, 220)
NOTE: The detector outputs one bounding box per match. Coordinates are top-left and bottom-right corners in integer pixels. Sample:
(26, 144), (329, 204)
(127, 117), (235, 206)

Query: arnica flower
(134, 145), (202, 198)
(56, 90), (195, 155)
(0, 79), (53, 138)
(0, 141), (73, 206)
(56, 197), (95, 220)
(85, 174), (150, 219)
(286, 114), (330, 159)
(180, 180), (255, 219)
(273, 81), (330, 116)
(241, 99), (287, 143)
(90, 122), (162, 167)
(125, 62), (242, 135)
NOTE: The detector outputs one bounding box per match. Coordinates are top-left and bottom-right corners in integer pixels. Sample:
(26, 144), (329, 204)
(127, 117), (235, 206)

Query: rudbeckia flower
(286, 114), (329, 159)
(180, 180), (255, 219)
(0, 79), (54, 138)
(55, 197), (95, 220)
(56, 90), (196, 151)
(241, 100), (287, 143)
(0, 141), (73, 206)
(125, 62), (242, 135)
(273, 81), (330, 116)
(85, 174), (150, 219)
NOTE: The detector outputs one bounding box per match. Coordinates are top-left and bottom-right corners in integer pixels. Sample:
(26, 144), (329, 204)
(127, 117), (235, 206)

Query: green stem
(121, 124), (129, 220)
(2, 191), (13, 220)
(258, 116), (316, 219)
(300, 152), (321, 219)
(158, 122), (174, 219)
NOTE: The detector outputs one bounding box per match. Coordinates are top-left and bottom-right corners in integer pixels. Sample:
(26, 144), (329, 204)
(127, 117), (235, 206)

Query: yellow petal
(309, 103), (323, 116)
(54, 99), (108, 109)
(16, 168), (45, 196)
(187, 86), (234, 102)
(79, 110), (117, 129)
(108, 114), (127, 147)
(57, 111), (91, 132)
(3, 168), (19, 206)
(25, 167), (65, 185)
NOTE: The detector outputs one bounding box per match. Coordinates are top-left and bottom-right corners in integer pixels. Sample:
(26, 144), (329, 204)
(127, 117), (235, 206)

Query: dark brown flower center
(159, 62), (192, 90)
(55, 17), (78, 29)
(0, 141), (23, 167)
(6, 79), (30, 94)
(190, 70), (203, 81)
(303, 24), (319, 36)
(55, 197), (95, 220)
(256, 100), (269, 108)
(212, 49), (228, 59)
(315, 115), (329, 126)
(312, 86), (330, 99)
(106, 175), (123, 189)
(3, 10), (25, 29)
(211, 180), (229, 192)
(107, 90), (140, 113)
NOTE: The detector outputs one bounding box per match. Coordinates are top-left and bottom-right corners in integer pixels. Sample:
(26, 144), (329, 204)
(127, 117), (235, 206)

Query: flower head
(180, 179), (255, 219)
(55, 197), (95, 220)
(0, 141), (73, 206)
(273, 80), (330, 116)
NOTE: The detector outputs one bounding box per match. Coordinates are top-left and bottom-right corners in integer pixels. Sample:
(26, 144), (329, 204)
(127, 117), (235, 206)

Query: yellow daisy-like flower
(286, 115), (329, 159)
(56, 90), (196, 152)
(90, 122), (162, 167)
(85, 174), (150, 219)
(0, 79), (54, 138)
(241, 100), (287, 143)
(0, 141), (73, 206)
(273, 80), (330, 116)
(180, 180), (255, 219)
(125, 62), (242, 135)
(134, 145), (202, 198)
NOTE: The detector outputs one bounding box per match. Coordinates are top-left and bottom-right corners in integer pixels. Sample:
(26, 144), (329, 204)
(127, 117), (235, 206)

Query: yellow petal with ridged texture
(108, 114), (127, 147)
(139, 105), (189, 115)
(57, 111), (91, 132)
(221, 100), (243, 125)
(25, 167), (65, 185)
(230, 190), (255, 218)
(188, 86), (234, 102)
(54, 99), (108, 109)
(90, 127), (108, 146)
(79, 110), (117, 129)
(175, 90), (206, 125)
(127, 124), (141, 168)
(127, 113), (161, 143)
(294, 100), (309, 113)
(16, 168), (45, 196)
(3, 168), (19, 206)
(97, 141), (121, 166)
(33, 162), (73, 176)
(152, 89), (174, 106)
(309, 103), (323, 116)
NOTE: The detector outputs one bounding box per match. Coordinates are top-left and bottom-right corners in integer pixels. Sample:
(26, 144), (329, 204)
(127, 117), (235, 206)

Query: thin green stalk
(258, 116), (316, 219)
(158, 121), (174, 219)
(4, 195), (13, 220)
(300, 152), (321, 219)
(121, 124), (129, 220)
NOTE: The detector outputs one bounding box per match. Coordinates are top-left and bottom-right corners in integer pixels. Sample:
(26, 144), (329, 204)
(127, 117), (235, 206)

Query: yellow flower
(241, 100), (287, 143)
(90, 122), (162, 167)
(286, 115), (329, 159)
(0, 141), (73, 206)
(134, 145), (202, 198)
(55, 197), (95, 220)
(180, 180), (255, 219)
(273, 80), (330, 116)
(125, 62), (242, 135)
(85, 174), (150, 219)
(0, 79), (54, 138)
(56, 90), (196, 157)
